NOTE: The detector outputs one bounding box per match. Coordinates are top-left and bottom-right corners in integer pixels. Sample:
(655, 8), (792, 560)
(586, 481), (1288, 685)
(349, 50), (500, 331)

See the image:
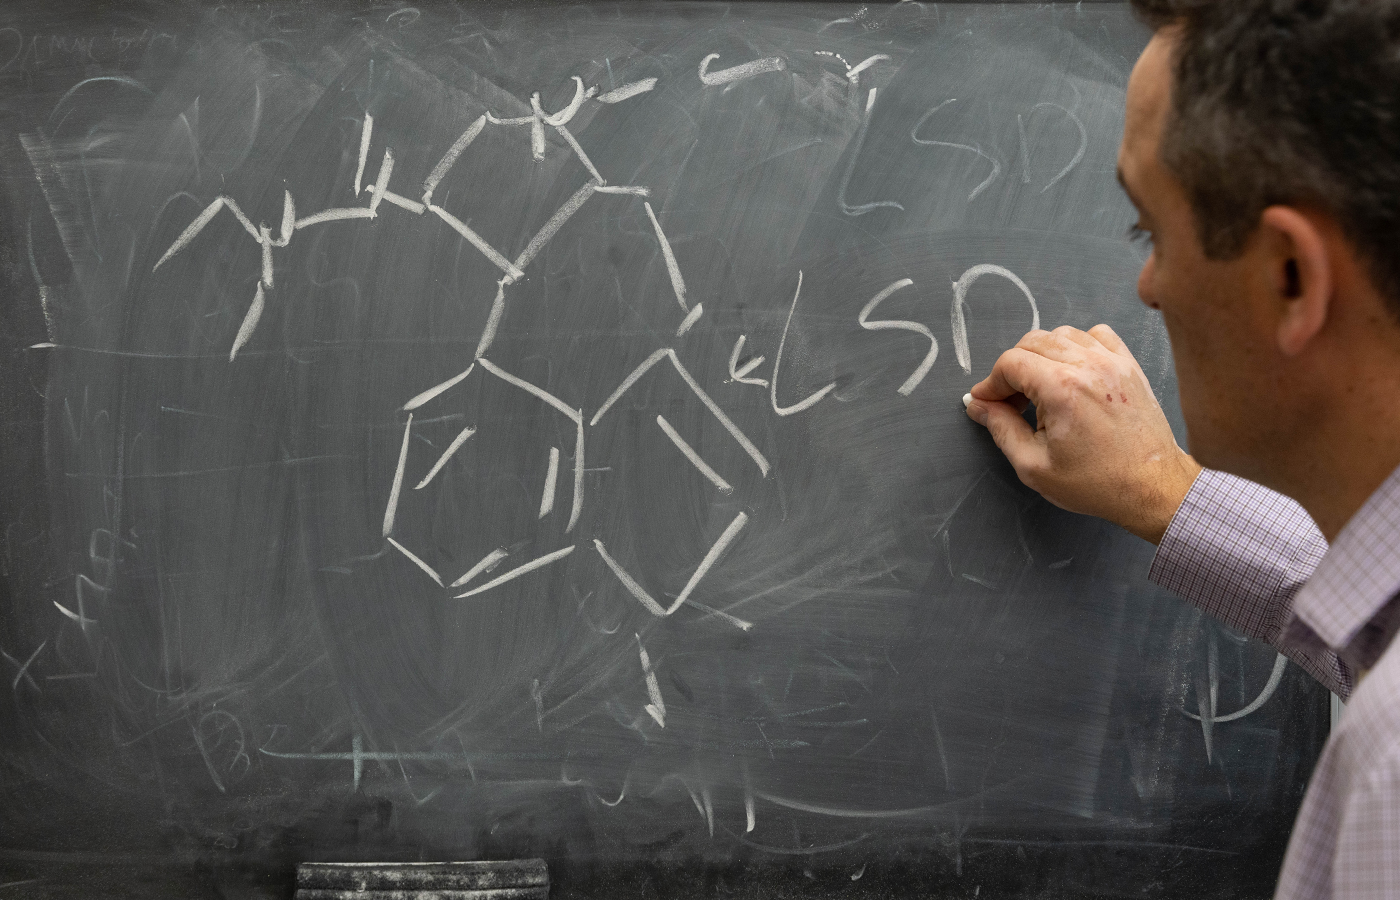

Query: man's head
(1119, 0), (1400, 522)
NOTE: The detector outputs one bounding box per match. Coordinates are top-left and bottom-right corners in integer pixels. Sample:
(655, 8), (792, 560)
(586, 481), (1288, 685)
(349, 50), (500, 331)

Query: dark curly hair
(1131, 0), (1400, 313)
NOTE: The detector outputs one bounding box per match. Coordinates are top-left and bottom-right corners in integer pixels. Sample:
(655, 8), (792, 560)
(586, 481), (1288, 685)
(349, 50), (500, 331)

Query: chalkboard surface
(0, 2), (1329, 898)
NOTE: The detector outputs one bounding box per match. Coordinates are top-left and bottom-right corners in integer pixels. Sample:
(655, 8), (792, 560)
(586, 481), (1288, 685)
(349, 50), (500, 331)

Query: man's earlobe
(1263, 206), (1331, 357)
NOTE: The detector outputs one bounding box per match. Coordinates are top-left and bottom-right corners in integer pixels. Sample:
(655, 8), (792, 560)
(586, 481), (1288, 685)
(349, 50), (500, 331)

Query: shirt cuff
(1149, 468), (1327, 644)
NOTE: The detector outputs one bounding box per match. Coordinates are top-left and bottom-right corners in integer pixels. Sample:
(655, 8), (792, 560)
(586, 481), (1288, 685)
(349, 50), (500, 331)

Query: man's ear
(1259, 206), (1332, 357)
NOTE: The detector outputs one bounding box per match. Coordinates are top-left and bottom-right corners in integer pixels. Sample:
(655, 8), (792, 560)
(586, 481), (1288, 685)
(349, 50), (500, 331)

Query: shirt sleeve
(1149, 468), (1351, 698)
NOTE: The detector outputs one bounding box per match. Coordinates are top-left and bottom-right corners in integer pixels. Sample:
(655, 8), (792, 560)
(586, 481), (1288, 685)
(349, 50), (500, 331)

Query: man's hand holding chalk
(962, 323), (1201, 544)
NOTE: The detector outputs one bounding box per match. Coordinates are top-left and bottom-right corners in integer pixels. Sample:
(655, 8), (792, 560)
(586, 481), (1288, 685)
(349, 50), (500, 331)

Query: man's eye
(1127, 223), (1153, 246)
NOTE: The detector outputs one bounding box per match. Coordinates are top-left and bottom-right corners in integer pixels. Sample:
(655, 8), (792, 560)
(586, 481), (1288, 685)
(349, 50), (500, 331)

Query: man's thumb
(972, 399), (1039, 469)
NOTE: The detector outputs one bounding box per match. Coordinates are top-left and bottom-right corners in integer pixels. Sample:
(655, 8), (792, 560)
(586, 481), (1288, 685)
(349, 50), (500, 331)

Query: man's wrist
(1127, 452), (1203, 545)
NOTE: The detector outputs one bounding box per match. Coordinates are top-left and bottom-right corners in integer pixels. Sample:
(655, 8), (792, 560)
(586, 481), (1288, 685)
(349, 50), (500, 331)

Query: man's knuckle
(1019, 459), (1049, 489)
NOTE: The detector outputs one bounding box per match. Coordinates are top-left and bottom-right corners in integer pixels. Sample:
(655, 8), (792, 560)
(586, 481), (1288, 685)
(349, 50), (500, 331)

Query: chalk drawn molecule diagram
(150, 68), (792, 723)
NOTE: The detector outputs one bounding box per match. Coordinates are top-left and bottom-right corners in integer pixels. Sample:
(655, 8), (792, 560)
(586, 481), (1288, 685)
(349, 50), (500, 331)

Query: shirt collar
(1291, 463), (1400, 662)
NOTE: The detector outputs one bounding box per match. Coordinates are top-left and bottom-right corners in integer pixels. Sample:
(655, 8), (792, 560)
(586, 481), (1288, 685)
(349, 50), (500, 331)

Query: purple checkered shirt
(1150, 466), (1400, 899)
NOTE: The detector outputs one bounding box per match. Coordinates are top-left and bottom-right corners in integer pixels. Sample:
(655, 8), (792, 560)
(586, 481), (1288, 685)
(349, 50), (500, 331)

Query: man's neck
(1268, 352), (1400, 542)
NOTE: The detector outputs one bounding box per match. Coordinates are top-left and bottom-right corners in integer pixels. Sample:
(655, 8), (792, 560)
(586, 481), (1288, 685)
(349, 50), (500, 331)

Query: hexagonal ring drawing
(381, 356), (584, 597)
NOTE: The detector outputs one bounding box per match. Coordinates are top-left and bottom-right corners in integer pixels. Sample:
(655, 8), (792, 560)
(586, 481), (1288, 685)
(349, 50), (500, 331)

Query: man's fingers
(975, 399), (1045, 479)
(969, 347), (1052, 404)
(1019, 328), (1092, 363)
(1048, 325), (1101, 351)
(1087, 323), (1130, 356)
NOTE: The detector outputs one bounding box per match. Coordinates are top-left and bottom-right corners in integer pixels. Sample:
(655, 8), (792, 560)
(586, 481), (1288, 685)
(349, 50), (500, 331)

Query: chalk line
(591, 348), (669, 424)
(598, 78), (657, 103)
(552, 122), (605, 185)
(486, 111), (535, 126)
(259, 224), (273, 287)
(754, 790), (954, 819)
(477, 357), (581, 423)
(403, 363), (474, 410)
(643, 201), (688, 312)
(598, 779), (627, 807)
(1031, 102), (1087, 193)
(383, 413), (412, 537)
(512, 181), (598, 272)
(686, 600), (753, 631)
(912, 99), (1002, 202)
(637, 634), (666, 726)
(295, 207), (375, 229)
(722, 827), (869, 856)
(475, 278), (509, 359)
(857, 278), (937, 395)
(153, 197), (225, 270)
(423, 114), (486, 206)
(771, 270), (836, 415)
(451, 547), (509, 588)
(1018, 113), (1031, 184)
(354, 112), (373, 195)
(531, 117), (546, 160)
(839, 88), (905, 216)
(275, 191), (296, 246)
(387, 536), (443, 586)
(699, 53), (785, 86)
(53, 600), (94, 629)
(668, 351), (772, 475)
(733, 359), (764, 380)
(676, 302), (704, 337)
(595, 185), (650, 196)
(594, 539), (667, 616)
(568, 419), (584, 532)
(2, 644), (42, 692)
(539, 446), (560, 518)
(369, 149), (394, 216)
(222, 198), (260, 240)
(1197, 630), (1219, 762)
(10, 641), (46, 692)
(728, 336), (768, 386)
(454, 544), (575, 598)
(1184, 652), (1288, 724)
(428, 204), (522, 279)
(845, 54), (892, 84)
(656, 414), (733, 494)
(534, 77), (591, 126)
(672, 512), (748, 611)
(413, 425), (476, 490)
(950, 264), (1039, 374)
(229, 281), (266, 361)
(366, 185), (425, 215)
